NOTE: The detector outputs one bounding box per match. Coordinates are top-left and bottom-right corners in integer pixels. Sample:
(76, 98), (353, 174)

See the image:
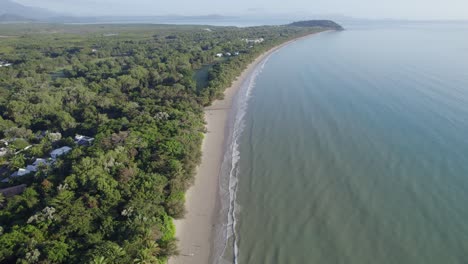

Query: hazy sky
(15, 0), (468, 20)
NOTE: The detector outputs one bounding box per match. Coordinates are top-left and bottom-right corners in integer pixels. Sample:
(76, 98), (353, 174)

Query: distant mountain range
(0, 0), (344, 25)
(0, 1), (238, 23)
(0, 0), (57, 20)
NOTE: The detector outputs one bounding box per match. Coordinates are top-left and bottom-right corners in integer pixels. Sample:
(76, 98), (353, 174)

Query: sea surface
(217, 23), (468, 263)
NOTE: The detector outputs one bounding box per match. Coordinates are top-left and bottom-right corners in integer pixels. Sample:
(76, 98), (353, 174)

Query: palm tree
(90, 256), (108, 264)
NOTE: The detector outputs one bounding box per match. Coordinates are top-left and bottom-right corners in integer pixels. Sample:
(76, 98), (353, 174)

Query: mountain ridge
(0, 0), (57, 19)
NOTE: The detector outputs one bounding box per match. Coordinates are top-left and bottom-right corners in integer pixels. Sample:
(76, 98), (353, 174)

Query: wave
(213, 53), (274, 264)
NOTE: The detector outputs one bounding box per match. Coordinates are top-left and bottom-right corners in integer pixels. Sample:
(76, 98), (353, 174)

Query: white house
(75, 135), (95, 146)
(0, 61), (12, 67)
(243, 38), (265, 44)
(50, 146), (72, 159)
(225, 52), (232, 56)
(216, 53), (223, 58)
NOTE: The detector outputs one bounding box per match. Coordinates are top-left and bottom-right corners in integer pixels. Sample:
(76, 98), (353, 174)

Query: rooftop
(50, 146), (72, 158)
(0, 184), (27, 198)
(75, 134), (95, 146)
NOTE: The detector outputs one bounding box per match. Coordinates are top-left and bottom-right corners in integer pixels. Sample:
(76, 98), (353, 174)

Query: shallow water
(223, 23), (468, 263)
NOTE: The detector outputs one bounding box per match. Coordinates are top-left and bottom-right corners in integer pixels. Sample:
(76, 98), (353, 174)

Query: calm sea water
(220, 23), (468, 263)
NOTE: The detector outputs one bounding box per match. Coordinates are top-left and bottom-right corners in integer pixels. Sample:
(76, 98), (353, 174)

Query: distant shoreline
(169, 31), (324, 264)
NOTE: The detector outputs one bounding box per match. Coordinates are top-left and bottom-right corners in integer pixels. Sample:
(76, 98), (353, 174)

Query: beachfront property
(50, 146), (72, 159)
(0, 60), (12, 67)
(75, 134), (95, 146)
(217, 52), (240, 58)
(243, 38), (265, 44)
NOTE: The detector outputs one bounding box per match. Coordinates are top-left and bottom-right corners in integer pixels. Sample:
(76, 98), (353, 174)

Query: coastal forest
(0, 21), (338, 263)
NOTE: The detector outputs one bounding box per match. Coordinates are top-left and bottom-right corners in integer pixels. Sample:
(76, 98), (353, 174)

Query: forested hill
(0, 23), (335, 263)
(288, 20), (344, 30)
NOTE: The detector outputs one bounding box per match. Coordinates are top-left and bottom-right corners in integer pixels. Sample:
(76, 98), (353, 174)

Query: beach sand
(169, 33), (319, 264)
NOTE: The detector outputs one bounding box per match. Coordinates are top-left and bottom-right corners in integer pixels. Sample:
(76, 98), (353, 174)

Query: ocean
(216, 22), (468, 263)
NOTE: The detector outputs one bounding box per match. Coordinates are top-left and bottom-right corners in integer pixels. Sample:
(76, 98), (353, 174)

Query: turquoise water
(224, 24), (468, 263)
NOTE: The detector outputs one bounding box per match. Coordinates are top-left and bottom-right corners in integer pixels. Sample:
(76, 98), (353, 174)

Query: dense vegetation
(289, 20), (344, 30)
(0, 22), (337, 263)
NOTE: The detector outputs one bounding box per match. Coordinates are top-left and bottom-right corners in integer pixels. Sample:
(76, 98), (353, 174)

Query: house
(243, 38), (265, 44)
(25, 165), (37, 172)
(33, 158), (48, 167)
(216, 53), (223, 58)
(50, 146), (72, 159)
(0, 184), (27, 198)
(26, 158), (49, 172)
(10, 168), (32, 178)
(0, 60), (12, 67)
(234, 52), (240, 56)
(75, 135), (95, 146)
(225, 52), (232, 56)
(91, 49), (98, 53)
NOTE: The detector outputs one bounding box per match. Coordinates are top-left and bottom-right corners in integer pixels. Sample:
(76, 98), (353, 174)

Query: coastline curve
(169, 32), (325, 264)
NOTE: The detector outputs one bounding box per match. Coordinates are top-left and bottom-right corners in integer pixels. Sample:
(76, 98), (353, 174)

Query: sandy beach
(169, 33), (318, 264)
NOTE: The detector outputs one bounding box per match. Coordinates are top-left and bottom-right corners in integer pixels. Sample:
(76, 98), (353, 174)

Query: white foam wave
(214, 54), (274, 264)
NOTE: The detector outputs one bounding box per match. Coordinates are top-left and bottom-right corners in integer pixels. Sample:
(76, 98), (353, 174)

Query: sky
(14, 0), (468, 20)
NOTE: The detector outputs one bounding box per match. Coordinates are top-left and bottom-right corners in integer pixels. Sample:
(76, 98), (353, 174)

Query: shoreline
(169, 32), (321, 264)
